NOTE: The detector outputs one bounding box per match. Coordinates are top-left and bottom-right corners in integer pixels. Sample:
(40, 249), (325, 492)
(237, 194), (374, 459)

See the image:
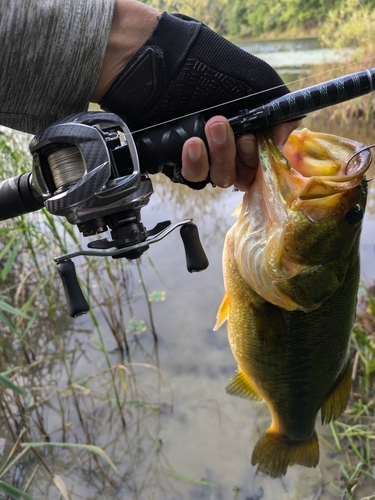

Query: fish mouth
(234, 128), (372, 311)
(281, 128), (372, 200)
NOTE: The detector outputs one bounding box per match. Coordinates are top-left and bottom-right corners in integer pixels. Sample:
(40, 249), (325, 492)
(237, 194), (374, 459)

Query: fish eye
(345, 205), (363, 224)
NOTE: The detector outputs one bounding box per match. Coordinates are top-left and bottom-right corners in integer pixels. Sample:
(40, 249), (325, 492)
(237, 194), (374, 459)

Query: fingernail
(187, 140), (202, 161)
(237, 137), (256, 156)
(209, 122), (227, 143)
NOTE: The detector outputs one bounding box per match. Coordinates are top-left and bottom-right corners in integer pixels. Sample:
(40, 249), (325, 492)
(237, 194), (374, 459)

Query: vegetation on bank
(0, 129), (169, 498)
(142, 0), (375, 46)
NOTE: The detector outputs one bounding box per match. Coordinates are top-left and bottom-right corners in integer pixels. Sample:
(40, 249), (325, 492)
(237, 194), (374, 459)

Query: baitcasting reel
(1, 112), (208, 317)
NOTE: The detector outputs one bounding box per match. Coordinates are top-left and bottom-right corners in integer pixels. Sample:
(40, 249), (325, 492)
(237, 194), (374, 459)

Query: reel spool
(48, 146), (86, 192)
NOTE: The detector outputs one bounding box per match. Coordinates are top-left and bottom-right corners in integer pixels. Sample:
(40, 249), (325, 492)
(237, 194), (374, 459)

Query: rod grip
(0, 173), (43, 221)
(134, 113), (207, 175)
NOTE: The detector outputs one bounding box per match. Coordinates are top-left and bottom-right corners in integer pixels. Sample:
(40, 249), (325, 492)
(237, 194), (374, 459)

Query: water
(236, 38), (354, 83)
(2, 40), (375, 499)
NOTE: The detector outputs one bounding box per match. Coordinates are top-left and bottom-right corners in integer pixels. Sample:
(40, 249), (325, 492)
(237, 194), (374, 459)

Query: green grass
(326, 286), (375, 499)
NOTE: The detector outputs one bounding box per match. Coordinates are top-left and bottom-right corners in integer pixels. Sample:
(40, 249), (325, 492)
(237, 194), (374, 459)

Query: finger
(234, 134), (259, 192)
(205, 116), (236, 188)
(234, 158), (258, 191)
(270, 119), (302, 149)
(234, 121), (302, 192)
(181, 137), (210, 183)
(236, 133), (258, 169)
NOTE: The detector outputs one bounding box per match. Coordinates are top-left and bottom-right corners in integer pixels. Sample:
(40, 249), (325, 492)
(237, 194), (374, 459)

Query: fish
(214, 128), (372, 478)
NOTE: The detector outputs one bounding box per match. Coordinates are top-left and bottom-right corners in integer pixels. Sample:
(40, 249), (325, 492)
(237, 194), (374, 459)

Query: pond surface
(236, 38), (354, 82)
(112, 115), (375, 500)
(2, 41), (375, 499)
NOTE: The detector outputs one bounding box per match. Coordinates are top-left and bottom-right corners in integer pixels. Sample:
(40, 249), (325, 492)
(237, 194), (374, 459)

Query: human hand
(181, 116), (302, 191)
(99, 10), (299, 190)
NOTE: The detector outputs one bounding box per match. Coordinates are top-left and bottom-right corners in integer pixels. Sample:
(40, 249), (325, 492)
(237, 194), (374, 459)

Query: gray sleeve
(0, 0), (116, 134)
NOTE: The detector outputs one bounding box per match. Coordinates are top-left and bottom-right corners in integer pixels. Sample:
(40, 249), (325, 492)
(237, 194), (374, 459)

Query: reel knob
(56, 260), (90, 317)
(180, 223), (209, 272)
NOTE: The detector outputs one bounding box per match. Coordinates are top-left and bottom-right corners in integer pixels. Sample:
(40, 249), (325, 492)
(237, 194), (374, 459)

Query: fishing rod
(0, 67), (374, 317)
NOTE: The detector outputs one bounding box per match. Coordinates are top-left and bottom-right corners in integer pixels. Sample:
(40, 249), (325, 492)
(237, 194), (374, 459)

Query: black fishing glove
(100, 12), (289, 189)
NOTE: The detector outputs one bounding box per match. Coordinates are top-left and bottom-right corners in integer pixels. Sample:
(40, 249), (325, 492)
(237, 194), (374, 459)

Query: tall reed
(0, 127), (171, 498)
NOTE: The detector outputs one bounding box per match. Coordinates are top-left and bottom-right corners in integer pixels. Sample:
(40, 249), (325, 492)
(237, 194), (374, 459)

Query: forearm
(0, 0), (115, 134)
(92, 0), (160, 102)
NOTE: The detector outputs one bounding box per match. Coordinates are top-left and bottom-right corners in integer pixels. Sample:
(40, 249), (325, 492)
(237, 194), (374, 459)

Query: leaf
(2, 238), (22, 280)
(127, 319), (147, 334)
(366, 291), (375, 317)
(90, 339), (106, 353)
(0, 480), (33, 500)
(0, 298), (30, 319)
(20, 443), (118, 473)
(0, 310), (16, 331)
(53, 475), (69, 500)
(148, 291), (166, 302)
(18, 310), (39, 343)
(163, 468), (218, 487)
(1, 366), (22, 377)
(353, 329), (375, 354)
(0, 233), (19, 261)
(0, 373), (24, 396)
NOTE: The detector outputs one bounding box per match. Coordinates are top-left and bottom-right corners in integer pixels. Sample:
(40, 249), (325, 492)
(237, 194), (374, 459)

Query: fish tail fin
(251, 429), (319, 478)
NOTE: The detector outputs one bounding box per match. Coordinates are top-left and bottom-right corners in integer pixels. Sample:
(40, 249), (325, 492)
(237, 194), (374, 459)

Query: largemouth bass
(214, 128), (372, 478)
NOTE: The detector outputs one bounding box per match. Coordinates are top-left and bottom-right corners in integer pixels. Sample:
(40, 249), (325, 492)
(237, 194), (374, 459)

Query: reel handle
(56, 260), (90, 317)
(180, 223), (209, 272)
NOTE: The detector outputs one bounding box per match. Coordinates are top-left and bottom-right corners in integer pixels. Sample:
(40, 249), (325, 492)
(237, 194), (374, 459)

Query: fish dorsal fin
(213, 293), (230, 331)
(321, 359), (353, 424)
(225, 367), (263, 401)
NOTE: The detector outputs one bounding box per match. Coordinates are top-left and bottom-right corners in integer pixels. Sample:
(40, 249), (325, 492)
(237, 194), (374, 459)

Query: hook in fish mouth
(344, 144), (375, 175)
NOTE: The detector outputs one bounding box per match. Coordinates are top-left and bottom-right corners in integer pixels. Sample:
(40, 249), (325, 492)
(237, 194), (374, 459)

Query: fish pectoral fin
(225, 367), (263, 402)
(231, 202), (242, 218)
(213, 293), (230, 331)
(321, 359), (353, 424)
(251, 429), (319, 478)
(256, 302), (288, 350)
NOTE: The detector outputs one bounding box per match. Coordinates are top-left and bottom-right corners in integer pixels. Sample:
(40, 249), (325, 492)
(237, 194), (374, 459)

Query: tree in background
(226, 0), (341, 37)
(141, 0), (374, 49)
(320, 0), (375, 52)
(142, 0), (233, 34)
